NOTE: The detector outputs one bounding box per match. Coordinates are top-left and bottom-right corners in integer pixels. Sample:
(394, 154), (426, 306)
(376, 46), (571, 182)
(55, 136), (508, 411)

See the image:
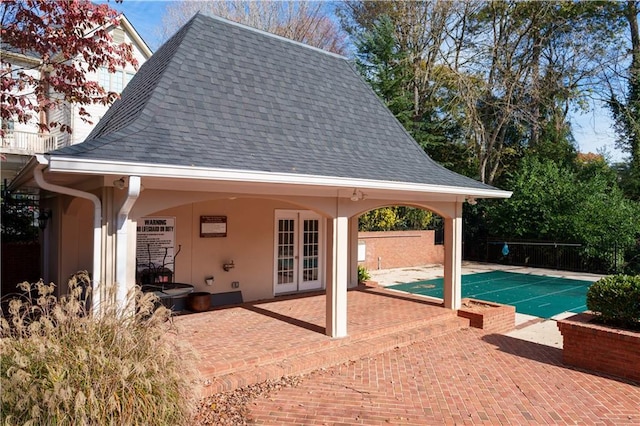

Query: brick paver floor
(247, 327), (640, 425)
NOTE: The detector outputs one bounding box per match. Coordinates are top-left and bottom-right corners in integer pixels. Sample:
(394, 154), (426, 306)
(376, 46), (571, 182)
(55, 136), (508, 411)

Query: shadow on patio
(174, 286), (468, 395)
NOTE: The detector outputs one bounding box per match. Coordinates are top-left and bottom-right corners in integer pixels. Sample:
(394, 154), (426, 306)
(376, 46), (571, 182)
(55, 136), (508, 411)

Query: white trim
(117, 15), (153, 58)
(45, 156), (512, 199)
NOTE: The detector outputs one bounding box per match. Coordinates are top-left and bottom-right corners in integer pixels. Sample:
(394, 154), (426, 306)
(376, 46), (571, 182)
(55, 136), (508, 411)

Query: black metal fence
(464, 239), (640, 275)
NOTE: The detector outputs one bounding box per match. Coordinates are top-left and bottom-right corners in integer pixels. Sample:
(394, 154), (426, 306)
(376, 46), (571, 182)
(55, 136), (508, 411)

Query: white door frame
(273, 209), (325, 295)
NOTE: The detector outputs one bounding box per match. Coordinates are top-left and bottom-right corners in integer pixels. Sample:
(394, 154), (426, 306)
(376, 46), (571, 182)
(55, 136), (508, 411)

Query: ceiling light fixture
(113, 177), (126, 190)
(350, 189), (366, 202)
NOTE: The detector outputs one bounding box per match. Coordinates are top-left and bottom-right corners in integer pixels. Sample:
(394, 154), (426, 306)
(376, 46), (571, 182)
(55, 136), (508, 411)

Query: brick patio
(247, 328), (640, 425)
(176, 286), (640, 424)
(175, 286), (466, 395)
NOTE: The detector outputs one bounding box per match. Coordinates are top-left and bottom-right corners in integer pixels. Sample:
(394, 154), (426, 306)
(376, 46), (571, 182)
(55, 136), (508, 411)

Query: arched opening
(130, 192), (335, 303)
(353, 204), (444, 282)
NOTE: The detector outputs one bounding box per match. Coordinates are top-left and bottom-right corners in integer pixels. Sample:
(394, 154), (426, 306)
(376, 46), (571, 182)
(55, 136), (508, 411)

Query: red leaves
(1, 0), (138, 132)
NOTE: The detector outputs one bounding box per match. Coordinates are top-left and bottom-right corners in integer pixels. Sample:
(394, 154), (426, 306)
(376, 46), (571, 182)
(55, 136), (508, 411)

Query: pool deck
(177, 264), (639, 424)
(370, 262), (605, 349)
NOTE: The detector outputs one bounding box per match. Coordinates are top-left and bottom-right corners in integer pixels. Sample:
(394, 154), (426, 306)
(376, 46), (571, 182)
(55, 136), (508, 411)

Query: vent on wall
(112, 28), (125, 45)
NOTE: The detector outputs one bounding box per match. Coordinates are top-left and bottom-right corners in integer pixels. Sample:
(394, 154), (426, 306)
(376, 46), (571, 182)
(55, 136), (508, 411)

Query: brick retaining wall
(557, 313), (640, 383)
(358, 230), (444, 270)
(458, 298), (516, 334)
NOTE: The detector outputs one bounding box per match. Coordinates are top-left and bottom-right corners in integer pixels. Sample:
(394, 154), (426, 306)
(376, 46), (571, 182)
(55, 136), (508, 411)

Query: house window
(112, 70), (124, 93)
(1, 118), (15, 134)
(98, 67), (132, 94)
(98, 67), (110, 89)
(10, 67), (21, 80)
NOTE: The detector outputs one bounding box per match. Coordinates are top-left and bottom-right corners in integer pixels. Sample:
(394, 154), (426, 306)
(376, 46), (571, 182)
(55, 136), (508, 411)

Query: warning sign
(136, 217), (176, 276)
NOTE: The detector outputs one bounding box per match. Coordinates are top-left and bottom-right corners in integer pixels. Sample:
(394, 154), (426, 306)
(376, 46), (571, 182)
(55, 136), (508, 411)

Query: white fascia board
(46, 156), (513, 199)
(117, 15), (153, 58)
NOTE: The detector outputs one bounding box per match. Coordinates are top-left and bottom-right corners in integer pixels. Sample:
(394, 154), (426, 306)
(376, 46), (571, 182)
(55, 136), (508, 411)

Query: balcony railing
(0, 130), (59, 155)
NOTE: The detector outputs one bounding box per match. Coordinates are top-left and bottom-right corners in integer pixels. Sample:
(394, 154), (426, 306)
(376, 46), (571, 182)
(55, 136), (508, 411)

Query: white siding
(67, 24), (151, 145)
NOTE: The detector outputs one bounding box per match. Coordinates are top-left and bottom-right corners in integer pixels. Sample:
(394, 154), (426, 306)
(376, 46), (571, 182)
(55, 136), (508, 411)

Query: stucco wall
(152, 197), (317, 302)
(358, 230), (444, 270)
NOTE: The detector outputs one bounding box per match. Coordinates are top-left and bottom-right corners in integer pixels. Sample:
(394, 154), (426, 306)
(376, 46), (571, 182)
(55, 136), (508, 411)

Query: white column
(326, 215), (349, 338)
(443, 201), (463, 310)
(348, 215), (359, 287)
(115, 176), (141, 311)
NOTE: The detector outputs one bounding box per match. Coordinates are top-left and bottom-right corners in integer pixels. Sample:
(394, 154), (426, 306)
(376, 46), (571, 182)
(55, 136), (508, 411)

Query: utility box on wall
(357, 241), (366, 262)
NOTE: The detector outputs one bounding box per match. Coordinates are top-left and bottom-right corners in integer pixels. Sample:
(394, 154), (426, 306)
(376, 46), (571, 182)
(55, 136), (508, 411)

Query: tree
(341, 1), (473, 175)
(160, 0), (346, 55)
(608, 1), (640, 200)
(342, 1), (622, 185)
(0, 0), (137, 133)
(484, 155), (640, 270)
(359, 206), (433, 232)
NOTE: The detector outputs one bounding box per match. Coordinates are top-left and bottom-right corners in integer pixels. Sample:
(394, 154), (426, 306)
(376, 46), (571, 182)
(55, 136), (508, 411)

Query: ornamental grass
(0, 272), (196, 426)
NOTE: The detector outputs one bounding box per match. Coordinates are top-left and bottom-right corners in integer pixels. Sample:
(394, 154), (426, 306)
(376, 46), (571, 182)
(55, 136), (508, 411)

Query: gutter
(33, 154), (103, 313)
(45, 157), (514, 199)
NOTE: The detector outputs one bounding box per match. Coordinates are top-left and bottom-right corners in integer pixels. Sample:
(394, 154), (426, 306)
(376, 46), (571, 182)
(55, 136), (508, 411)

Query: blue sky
(105, 0), (624, 162)
(105, 0), (168, 49)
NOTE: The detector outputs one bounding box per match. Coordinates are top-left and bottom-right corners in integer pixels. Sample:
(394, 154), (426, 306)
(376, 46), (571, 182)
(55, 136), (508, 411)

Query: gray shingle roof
(52, 13), (495, 191)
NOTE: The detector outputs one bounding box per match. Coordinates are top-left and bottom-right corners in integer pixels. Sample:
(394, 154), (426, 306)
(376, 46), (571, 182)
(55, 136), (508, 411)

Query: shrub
(0, 273), (196, 425)
(586, 274), (640, 327)
(358, 265), (371, 283)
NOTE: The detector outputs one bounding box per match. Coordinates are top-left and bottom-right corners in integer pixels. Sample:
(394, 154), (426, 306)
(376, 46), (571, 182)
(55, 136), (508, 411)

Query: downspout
(33, 154), (103, 313)
(115, 176), (141, 311)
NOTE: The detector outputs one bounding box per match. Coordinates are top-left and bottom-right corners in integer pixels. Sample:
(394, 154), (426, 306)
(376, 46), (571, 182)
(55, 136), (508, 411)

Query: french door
(274, 210), (323, 294)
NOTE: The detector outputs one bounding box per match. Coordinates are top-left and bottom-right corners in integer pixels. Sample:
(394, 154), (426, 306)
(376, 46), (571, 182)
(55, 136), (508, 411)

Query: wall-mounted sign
(136, 217), (176, 282)
(200, 215), (227, 237)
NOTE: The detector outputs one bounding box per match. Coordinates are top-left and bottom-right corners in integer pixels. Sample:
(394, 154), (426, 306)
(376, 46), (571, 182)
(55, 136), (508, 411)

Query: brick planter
(457, 298), (515, 334)
(557, 312), (640, 383)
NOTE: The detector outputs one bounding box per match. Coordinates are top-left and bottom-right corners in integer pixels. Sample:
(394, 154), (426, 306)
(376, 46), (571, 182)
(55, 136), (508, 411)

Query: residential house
(11, 14), (511, 338)
(0, 14), (152, 185)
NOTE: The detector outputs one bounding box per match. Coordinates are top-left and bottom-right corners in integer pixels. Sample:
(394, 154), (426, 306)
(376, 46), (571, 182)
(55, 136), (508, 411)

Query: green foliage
(586, 275), (640, 328)
(529, 119), (578, 168)
(354, 15), (413, 127)
(0, 274), (196, 425)
(485, 157), (577, 240)
(359, 207), (400, 231)
(359, 207), (433, 231)
(352, 12), (472, 178)
(1, 193), (39, 243)
(484, 156), (640, 271)
(358, 265), (371, 283)
(607, 0), (640, 200)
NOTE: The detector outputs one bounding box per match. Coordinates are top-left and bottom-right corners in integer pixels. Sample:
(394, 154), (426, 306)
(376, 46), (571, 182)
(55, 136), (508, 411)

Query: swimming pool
(388, 271), (593, 318)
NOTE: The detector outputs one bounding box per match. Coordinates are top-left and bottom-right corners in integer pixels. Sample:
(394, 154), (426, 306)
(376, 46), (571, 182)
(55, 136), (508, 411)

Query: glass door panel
(275, 218), (297, 293)
(274, 211), (323, 294)
(299, 217), (321, 291)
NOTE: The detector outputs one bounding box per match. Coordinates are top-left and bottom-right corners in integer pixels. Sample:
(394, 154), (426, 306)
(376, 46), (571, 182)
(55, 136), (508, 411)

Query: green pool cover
(388, 271), (593, 318)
